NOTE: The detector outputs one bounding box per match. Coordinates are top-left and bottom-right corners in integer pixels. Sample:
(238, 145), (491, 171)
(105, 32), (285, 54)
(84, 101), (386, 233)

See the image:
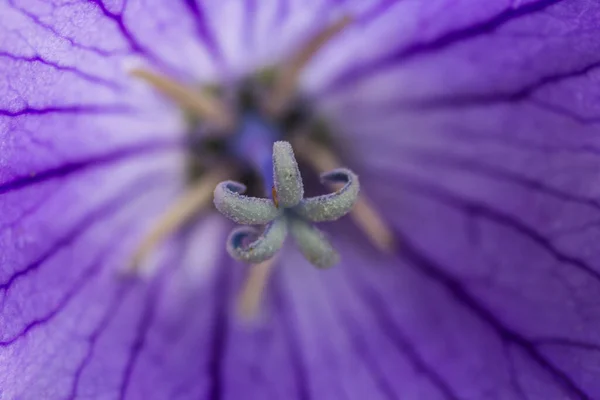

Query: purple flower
(1, 0), (599, 399)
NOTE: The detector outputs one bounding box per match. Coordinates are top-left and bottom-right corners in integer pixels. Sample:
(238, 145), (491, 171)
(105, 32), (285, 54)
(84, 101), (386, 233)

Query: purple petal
(316, 1), (600, 398)
(3, 0), (600, 399)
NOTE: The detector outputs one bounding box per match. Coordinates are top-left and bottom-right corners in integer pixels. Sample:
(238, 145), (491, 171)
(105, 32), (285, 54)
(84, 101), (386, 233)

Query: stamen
(214, 181), (282, 224)
(273, 141), (304, 207)
(227, 217), (288, 263)
(266, 16), (352, 115)
(295, 168), (359, 222)
(289, 217), (339, 269)
(237, 256), (278, 319)
(130, 68), (234, 131)
(129, 165), (233, 270)
(292, 136), (396, 252)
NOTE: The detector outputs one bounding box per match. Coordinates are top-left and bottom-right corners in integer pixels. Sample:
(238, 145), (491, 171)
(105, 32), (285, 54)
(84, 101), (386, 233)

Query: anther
(292, 136), (396, 253)
(129, 165), (233, 271)
(266, 16), (352, 116)
(130, 68), (235, 131)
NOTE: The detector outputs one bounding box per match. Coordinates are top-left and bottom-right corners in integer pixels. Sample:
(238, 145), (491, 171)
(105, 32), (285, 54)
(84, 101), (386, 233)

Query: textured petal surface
(2, 0), (600, 400)
(0, 0), (225, 398)
(314, 1), (600, 399)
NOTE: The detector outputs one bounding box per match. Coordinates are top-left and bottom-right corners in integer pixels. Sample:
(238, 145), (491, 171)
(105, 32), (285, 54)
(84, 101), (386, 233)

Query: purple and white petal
(2, 1), (600, 400)
(316, 0), (600, 398)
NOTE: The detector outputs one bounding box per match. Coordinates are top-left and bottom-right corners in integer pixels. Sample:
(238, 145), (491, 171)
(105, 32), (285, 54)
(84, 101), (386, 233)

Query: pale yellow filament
(237, 256), (278, 319)
(129, 165), (234, 270)
(266, 16), (352, 116)
(130, 68), (234, 131)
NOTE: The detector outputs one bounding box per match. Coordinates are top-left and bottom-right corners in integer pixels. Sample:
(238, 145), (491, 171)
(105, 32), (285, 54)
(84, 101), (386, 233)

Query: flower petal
(214, 180), (281, 224)
(315, 1), (600, 398)
(273, 141), (304, 208)
(227, 216), (287, 263)
(4, 1), (600, 400)
(289, 218), (339, 269)
(294, 168), (359, 222)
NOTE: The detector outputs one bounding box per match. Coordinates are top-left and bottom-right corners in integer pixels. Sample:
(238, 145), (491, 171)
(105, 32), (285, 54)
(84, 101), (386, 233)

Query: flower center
(183, 72), (320, 201)
(214, 140), (360, 269)
(127, 17), (396, 317)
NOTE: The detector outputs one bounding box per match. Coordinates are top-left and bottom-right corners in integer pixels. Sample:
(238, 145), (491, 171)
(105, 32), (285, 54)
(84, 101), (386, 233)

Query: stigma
(214, 141), (359, 268)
